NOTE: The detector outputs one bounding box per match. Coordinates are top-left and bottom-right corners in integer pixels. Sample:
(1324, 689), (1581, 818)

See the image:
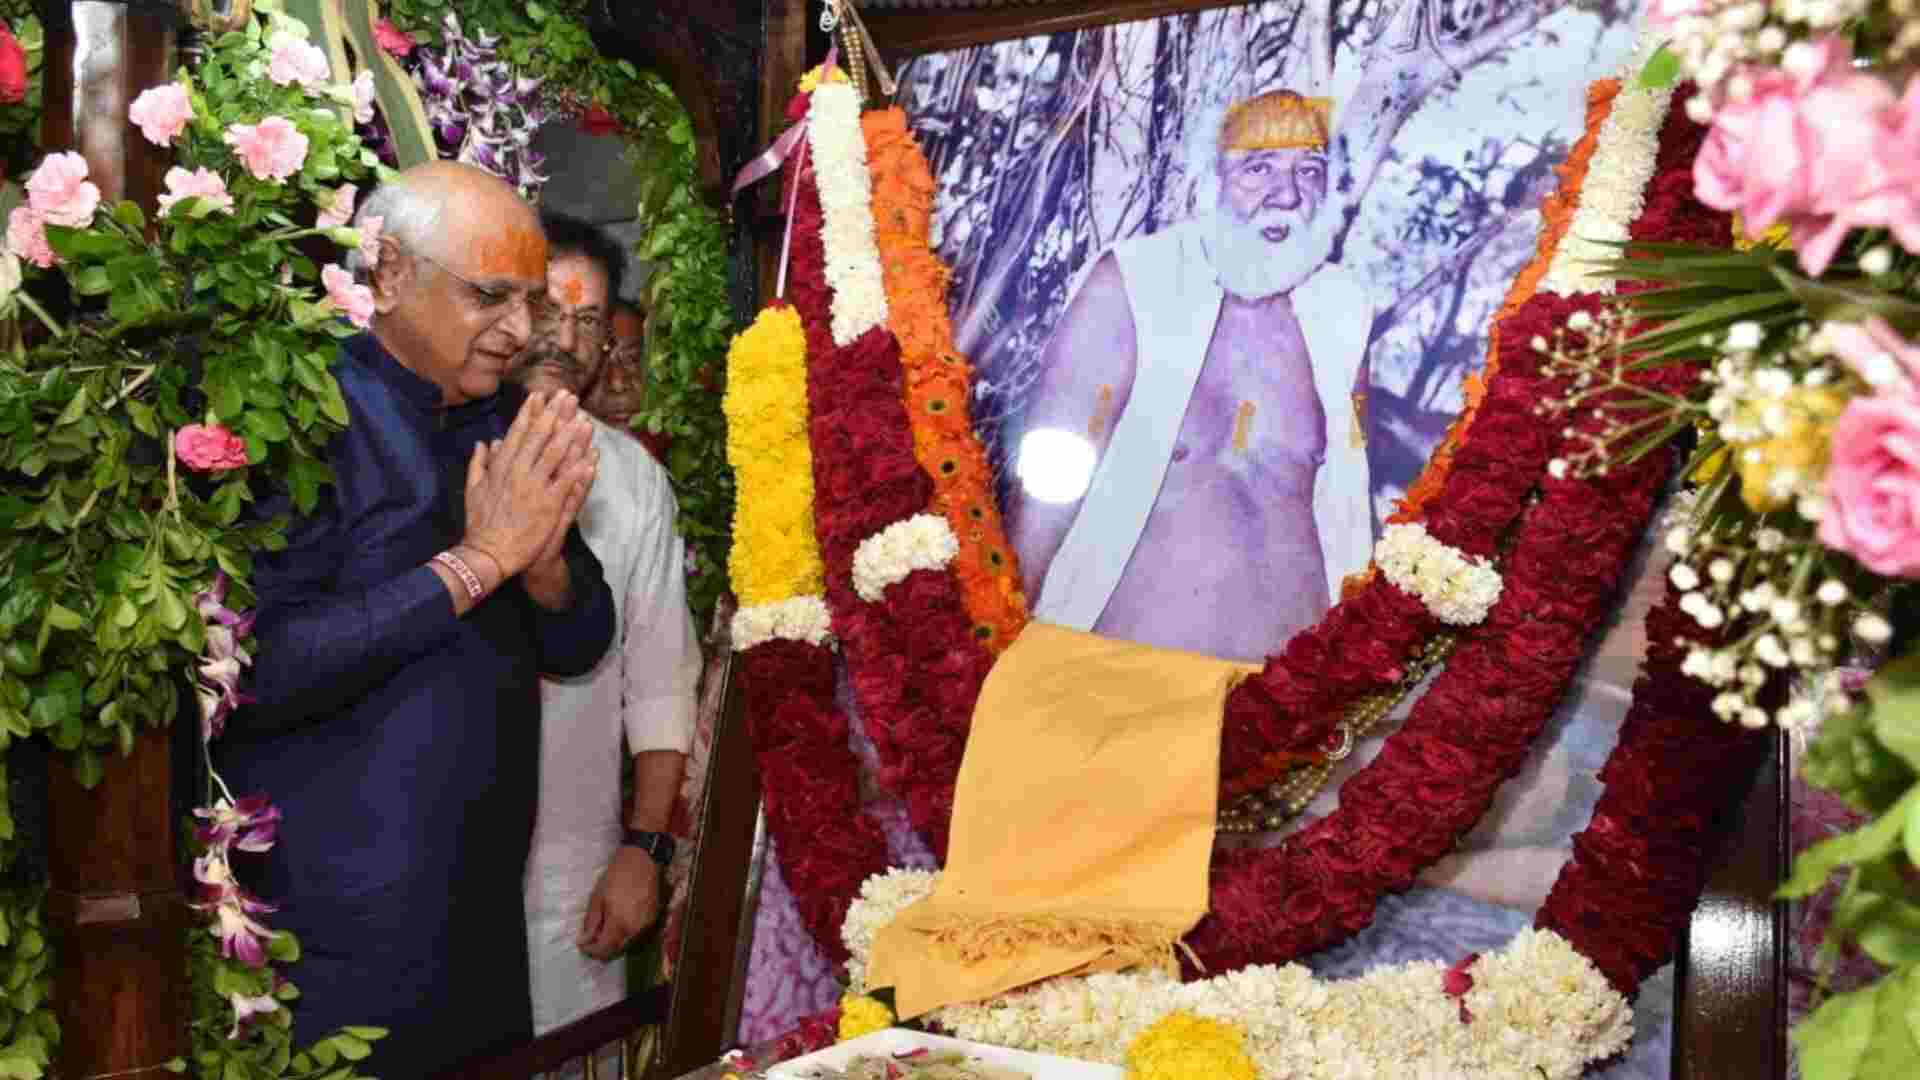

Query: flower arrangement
(733, 38), (1792, 1074)
(0, 2), (388, 1074)
(1530, 7), (1920, 1073)
(410, 12), (549, 197)
(840, 872), (1631, 1080)
(851, 515), (959, 602)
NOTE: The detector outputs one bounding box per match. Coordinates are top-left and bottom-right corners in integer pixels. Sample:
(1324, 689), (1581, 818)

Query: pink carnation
(1820, 396), (1920, 578)
(128, 83), (193, 147)
(175, 424), (250, 472)
(317, 184), (357, 229)
(224, 116), (309, 183)
(25, 152), (102, 228)
(352, 70), (376, 125)
(374, 18), (415, 58)
(6, 206), (55, 269)
(266, 31), (331, 90)
(157, 167), (235, 217)
(323, 264), (375, 327)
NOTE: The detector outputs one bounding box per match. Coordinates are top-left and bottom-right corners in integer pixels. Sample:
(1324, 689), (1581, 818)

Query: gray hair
(345, 177), (447, 277)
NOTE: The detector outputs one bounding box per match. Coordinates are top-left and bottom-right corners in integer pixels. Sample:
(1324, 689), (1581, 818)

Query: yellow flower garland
(861, 106), (1030, 653)
(836, 992), (895, 1042)
(723, 305), (824, 607)
(1123, 1012), (1258, 1080)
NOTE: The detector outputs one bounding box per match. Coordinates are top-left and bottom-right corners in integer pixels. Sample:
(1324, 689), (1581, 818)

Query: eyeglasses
(412, 250), (540, 313)
(529, 297), (608, 338)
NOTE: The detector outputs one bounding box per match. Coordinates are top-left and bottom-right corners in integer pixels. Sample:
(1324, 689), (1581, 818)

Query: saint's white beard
(1204, 204), (1340, 301)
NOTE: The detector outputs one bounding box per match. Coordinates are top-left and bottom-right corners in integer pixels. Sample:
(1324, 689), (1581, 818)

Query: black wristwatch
(622, 828), (676, 867)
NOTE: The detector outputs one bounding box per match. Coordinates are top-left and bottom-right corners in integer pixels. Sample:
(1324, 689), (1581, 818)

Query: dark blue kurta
(220, 333), (615, 1078)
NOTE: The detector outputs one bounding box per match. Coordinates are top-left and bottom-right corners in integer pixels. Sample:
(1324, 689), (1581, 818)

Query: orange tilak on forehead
(473, 226), (547, 278)
(551, 266), (589, 307)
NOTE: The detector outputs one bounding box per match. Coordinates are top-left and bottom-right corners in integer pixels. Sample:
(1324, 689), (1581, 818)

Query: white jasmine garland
(1540, 32), (1673, 297)
(1373, 523), (1503, 626)
(731, 594), (835, 651)
(842, 871), (1632, 1079)
(806, 82), (889, 345)
(851, 514), (960, 602)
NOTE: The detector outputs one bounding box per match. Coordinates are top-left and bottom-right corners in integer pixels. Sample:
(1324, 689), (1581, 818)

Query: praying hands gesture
(447, 389), (600, 612)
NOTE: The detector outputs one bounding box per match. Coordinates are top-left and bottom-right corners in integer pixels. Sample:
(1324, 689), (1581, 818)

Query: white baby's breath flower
(1856, 613), (1893, 644)
(1726, 322), (1765, 352)
(1861, 246), (1894, 276)
(1709, 558), (1735, 584)
(1817, 580), (1848, 606)
(1669, 563), (1701, 591)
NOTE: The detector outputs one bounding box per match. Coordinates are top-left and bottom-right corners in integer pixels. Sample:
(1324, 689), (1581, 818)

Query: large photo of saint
(742, 4), (1677, 1074)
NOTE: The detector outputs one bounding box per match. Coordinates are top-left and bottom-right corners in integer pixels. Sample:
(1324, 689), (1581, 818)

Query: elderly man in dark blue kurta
(220, 161), (616, 1077)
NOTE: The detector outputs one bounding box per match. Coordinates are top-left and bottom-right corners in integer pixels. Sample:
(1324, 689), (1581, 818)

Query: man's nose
(500, 295), (534, 344)
(554, 317), (578, 353)
(1263, 173), (1302, 211)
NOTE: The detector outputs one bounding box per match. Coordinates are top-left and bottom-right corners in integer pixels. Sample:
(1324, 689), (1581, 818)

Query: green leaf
(44, 603), (85, 631)
(267, 930), (300, 963)
(1775, 267), (1920, 335)
(1638, 44), (1682, 89)
(1794, 983), (1876, 1079)
(1781, 786), (1920, 897)
(71, 748), (103, 790)
(329, 1034), (371, 1062)
(70, 265), (112, 295)
(339, 1027), (388, 1040)
(54, 385), (90, 427)
(112, 200), (146, 231)
(42, 224), (128, 261)
(1865, 651), (1920, 774)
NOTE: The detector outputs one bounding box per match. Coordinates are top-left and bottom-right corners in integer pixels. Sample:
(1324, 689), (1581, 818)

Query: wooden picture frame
(600, 3), (1789, 1076)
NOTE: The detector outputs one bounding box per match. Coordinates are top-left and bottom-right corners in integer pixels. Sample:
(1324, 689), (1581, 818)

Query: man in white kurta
(517, 213), (701, 1037)
(1007, 90), (1372, 662)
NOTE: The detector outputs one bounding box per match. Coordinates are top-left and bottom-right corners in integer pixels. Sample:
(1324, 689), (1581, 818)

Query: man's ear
(369, 236), (410, 315)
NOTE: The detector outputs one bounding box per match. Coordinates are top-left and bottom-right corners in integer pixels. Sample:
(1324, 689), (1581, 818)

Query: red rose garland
(739, 638), (891, 965)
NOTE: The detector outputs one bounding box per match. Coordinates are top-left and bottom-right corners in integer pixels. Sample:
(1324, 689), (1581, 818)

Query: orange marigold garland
(861, 107), (1030, 653)
(1389, 78), (1621, 526)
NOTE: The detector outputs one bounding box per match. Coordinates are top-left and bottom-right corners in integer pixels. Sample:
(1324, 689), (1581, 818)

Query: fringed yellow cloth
(867, 621), (1252, 1018)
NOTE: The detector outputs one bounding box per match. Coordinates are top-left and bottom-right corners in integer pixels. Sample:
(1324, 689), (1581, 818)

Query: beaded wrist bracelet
(433, 549), (485, 603)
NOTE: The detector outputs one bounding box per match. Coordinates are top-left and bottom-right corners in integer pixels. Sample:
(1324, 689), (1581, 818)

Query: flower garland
(861, 107), (1030, 652)
(808, 82), (889, 345)
(745, 62), (1766, 1069)
(1371, 523), (1503, 626)
(720, 303), (890, 964)
(840, 872), (1632, 1080)
(1391, 77), (1621, 524)
(722, 305), (827, 629)
(1539, 53), (1674, 296)
(784, 80), (995, 874)
(852, 514), (960, 602)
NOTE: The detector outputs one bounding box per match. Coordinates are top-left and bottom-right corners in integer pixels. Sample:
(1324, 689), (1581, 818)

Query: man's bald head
(362, 162), (547, 406)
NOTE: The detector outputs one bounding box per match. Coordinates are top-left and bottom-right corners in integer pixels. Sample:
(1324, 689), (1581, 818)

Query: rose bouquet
(1543, 6), (1920, 1074)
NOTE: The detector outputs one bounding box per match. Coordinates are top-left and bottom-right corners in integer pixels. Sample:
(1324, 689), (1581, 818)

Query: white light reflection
(1015, 427), (1097, 504)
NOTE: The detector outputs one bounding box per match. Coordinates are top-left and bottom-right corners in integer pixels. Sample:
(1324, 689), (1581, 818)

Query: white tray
(766, 1028), (1123, 1079)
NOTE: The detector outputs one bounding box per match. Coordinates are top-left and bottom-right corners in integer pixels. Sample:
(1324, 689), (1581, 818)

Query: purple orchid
(194, 794), (282, 853)
(411, 12), (549, 199)
(210, 900), (277, 968)
(227, 990), (280, 1040)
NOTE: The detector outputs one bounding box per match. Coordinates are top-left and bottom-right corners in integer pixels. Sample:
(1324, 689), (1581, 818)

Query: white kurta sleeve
(620, 444), (701, 755)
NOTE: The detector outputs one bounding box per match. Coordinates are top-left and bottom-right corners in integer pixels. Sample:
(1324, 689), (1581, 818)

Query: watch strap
(622, 828), (674, 866)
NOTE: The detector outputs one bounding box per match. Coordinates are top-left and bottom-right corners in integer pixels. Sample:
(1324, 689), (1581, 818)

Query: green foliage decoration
(0, 4), (390, 1075)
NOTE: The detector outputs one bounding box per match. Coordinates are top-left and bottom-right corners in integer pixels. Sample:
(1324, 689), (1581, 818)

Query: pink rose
(374, 18), (415, 58)
(356, 215), (384, 269)
(157, 166), (235, 217)
(1643, 0), (1702, 27)
(317, 184), (357, 228)
(266, 31), (331, 91)
(129, 83), (194, 146)
(322, 264), (375, 328)
(1818, 318), (1920, 393)
(1820, 396), (1920, 578)
(6, 206), (55, 269)
(352, 70), (376, 125)
(224, 116), (309, 183)
(175, 424), (250, 472)
(25, 152), (103, 228)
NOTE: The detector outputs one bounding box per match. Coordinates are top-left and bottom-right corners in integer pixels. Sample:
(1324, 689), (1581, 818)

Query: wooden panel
(1673, 732), (1788, 1079)
(429, 986), (670, 1079)
(655, 656), (768, 1078)
(864, 0), (1256, 59)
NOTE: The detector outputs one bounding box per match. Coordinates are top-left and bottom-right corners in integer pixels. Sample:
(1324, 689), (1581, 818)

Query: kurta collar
(345, 332), (520, 428)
